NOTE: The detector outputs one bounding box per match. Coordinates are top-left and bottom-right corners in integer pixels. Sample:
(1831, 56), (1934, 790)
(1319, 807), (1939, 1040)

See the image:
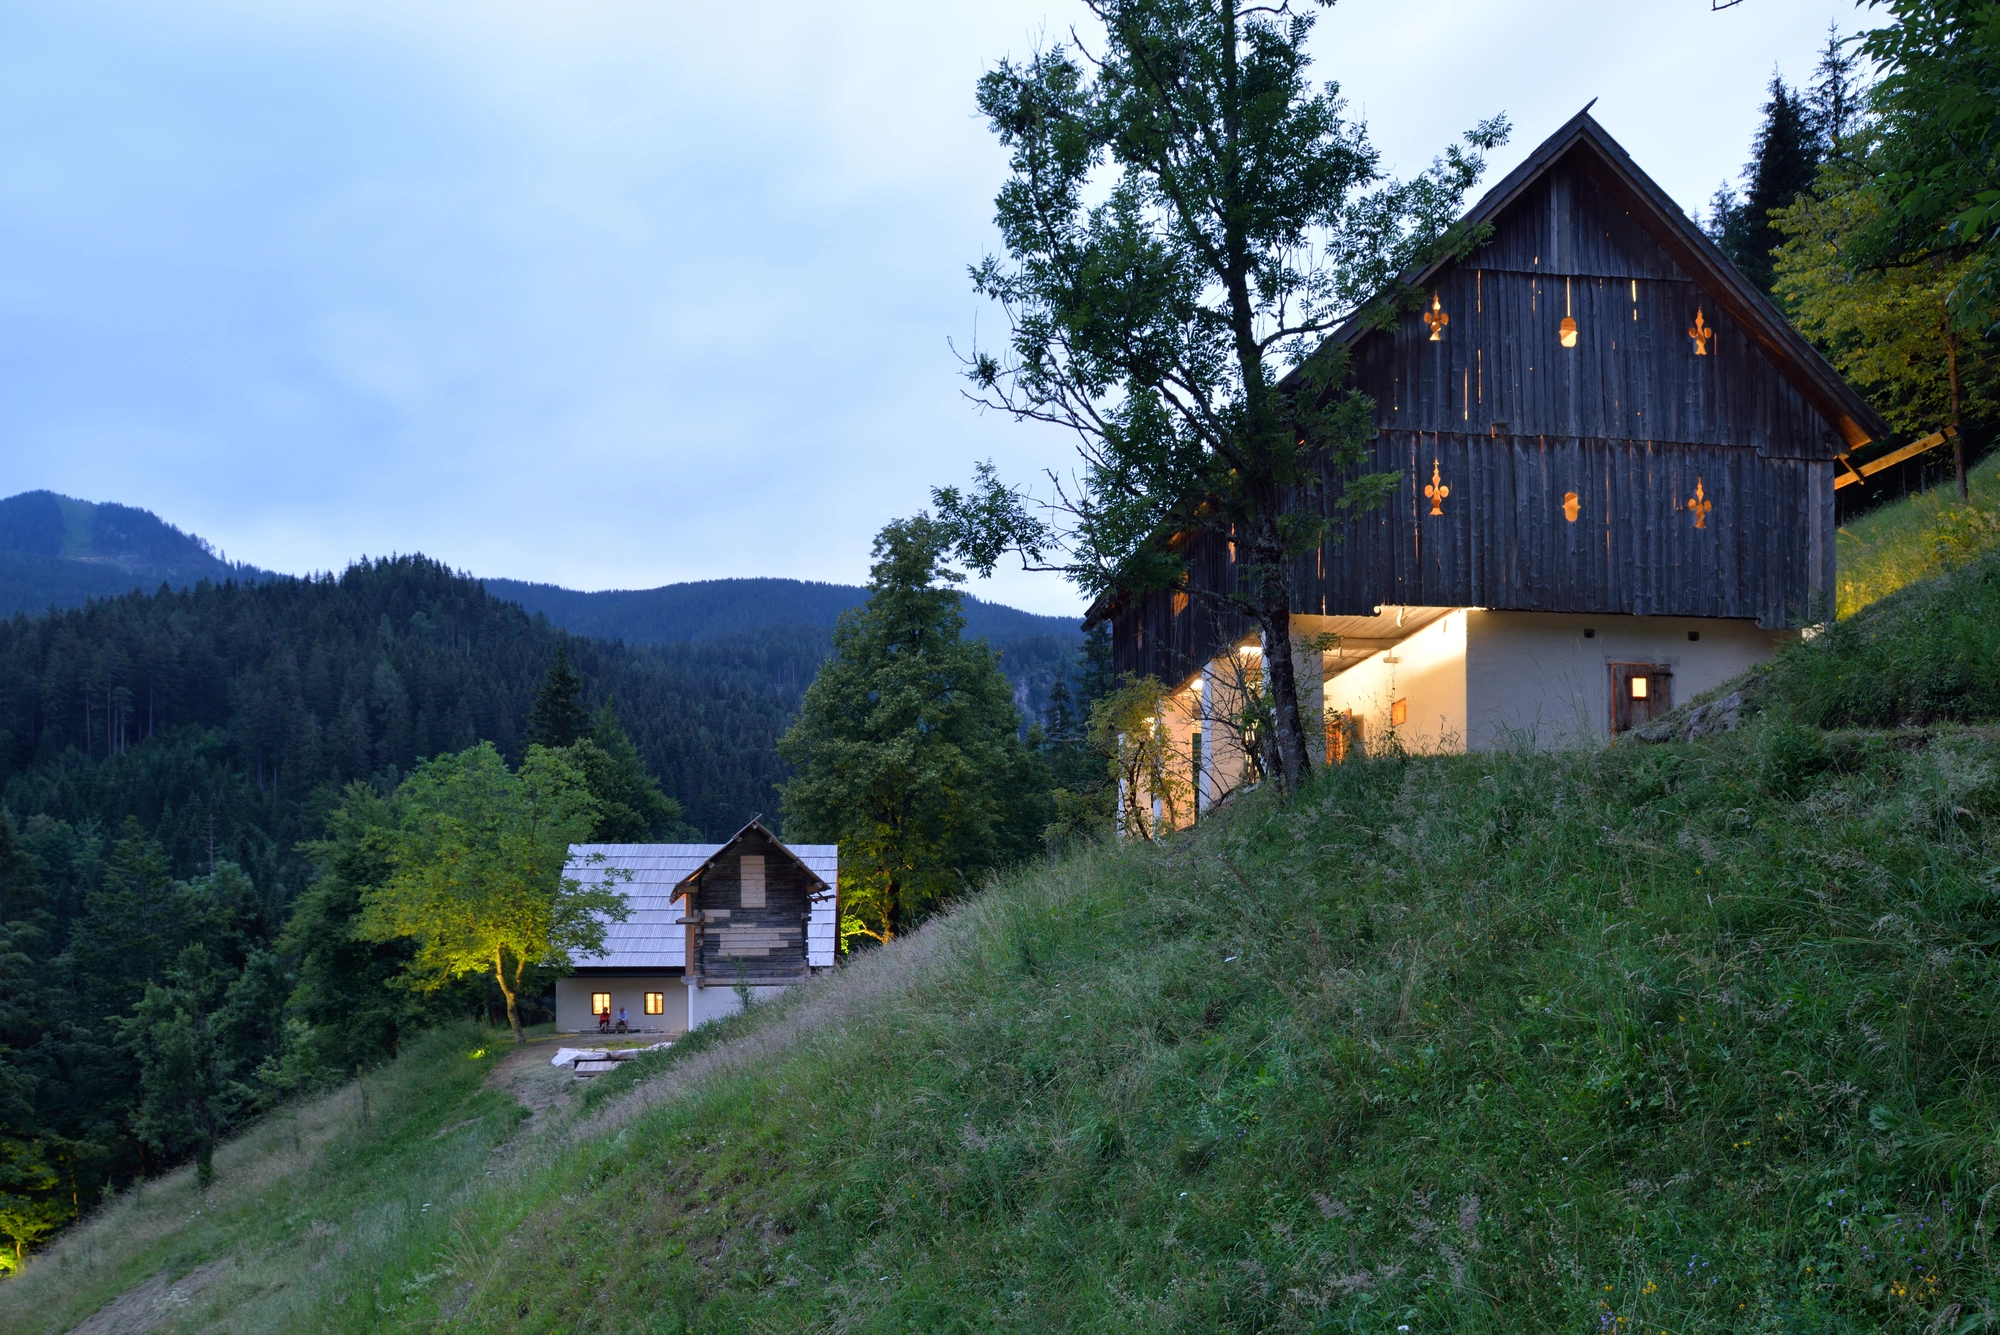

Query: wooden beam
(1834, 428), (1955, 490)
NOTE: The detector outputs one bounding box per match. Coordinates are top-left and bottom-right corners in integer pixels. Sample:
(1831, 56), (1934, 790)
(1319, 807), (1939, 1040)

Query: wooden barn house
(1098, 110), (1887, 811)
(554, 820), (836, 1034)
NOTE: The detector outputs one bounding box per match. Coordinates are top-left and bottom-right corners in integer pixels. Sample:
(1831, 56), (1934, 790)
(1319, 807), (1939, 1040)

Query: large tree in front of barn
(933, 0), (1505, 791)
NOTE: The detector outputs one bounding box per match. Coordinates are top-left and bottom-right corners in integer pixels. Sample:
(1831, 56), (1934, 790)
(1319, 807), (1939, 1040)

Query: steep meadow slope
(10, 501), (2000, 1335)
(16, 692), (1998, 1331)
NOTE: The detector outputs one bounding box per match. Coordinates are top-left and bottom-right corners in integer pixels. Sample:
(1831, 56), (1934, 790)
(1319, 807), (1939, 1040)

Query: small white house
(554, 825), (837, 1034)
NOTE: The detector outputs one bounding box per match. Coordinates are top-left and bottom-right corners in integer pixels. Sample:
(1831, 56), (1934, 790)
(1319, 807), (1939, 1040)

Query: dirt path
(62, 1261), (232, 1335)
(482, 1035), (576, 1117)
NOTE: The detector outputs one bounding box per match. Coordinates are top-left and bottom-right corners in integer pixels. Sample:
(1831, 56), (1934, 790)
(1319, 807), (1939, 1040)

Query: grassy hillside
(1835, 460), (2000, 616)
(11, 490), (1998, 1335)
(12, 602), (1999, 1332)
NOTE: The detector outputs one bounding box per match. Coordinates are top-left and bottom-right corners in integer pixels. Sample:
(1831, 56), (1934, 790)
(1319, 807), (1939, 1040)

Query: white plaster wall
(688, 982), (796, 1029)
(1321, 611), (1469, 755)
(555, 976), (688, 1035)
(1198, 651), (1262, 805)
(1462, 611), (1795, 750)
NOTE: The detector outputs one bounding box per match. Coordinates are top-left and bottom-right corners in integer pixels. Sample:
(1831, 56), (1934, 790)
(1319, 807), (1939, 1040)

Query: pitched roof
(668, 816), (831, 902)
(1313, 107), (1887, 451)
(564, 834), (838, 971)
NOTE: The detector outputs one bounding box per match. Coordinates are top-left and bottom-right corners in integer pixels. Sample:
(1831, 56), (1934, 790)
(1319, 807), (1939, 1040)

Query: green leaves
(1855, 1), (2000, 332)
(779, 518), (1049, 947)
(356, 742), (624, 1041)
(951, 0), (1505, 788)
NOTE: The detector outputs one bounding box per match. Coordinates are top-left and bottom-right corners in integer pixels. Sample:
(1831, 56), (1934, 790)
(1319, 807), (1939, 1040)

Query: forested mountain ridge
(0, 490), (272, 617)
(0, 557), (822, 885)
(485, 574), (1080, 646)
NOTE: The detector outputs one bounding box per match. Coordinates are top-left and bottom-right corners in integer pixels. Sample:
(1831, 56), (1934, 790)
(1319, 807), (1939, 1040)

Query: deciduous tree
(358, 743), (622, 1043)
(933, 0), (1505, 793)
(1775, 159), (1999, 499)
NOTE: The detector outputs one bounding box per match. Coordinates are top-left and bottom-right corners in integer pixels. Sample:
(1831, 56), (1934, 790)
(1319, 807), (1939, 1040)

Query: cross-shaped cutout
(1562, 491), (1580, 523)
(1424, 459), (1450, 516)
(1687, 476), (1712, 528)
(1423, 293), (1449, 341)
(1688, 308), (1713, 355)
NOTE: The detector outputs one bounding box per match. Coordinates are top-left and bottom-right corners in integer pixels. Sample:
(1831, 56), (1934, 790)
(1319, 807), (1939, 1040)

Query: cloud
(0, 0), (1849, 616)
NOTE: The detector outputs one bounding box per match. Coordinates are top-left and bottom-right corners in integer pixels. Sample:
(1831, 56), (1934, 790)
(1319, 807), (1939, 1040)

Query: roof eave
(1287, 108), (1887, 449)
(670, 817), (830, 902)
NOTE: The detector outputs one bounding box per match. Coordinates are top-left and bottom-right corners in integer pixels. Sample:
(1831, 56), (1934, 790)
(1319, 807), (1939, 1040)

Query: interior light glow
(1631, 677), (1649, 699)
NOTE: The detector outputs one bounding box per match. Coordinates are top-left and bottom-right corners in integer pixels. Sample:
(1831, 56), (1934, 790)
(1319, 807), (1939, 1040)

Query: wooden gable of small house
(673, 820), (828, 989)
(1100, 110), (1889, 688)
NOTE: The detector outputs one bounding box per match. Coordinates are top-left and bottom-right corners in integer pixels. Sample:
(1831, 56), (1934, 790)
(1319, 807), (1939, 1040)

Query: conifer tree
(1806, 24), (1865, 156)
(525, 645), (590, 749)
(563, 701), (690, 842)
(779, 518), (1049, 947)
(1710, 74), (1822, 293)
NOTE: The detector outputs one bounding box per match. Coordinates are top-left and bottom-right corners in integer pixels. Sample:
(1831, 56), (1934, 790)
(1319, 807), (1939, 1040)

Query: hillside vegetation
(1835, 460), (2000, 617)
(11, 518), (2000, 1333)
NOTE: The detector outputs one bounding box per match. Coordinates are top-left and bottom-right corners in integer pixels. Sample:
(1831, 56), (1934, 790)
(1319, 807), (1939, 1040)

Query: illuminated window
(590, 992), (611, 1016)
(1391, 698), (1409, 726)
(740, 855), (766, 908)
(644, 992), (665, 1016)
(1630, 677), (1649, 700)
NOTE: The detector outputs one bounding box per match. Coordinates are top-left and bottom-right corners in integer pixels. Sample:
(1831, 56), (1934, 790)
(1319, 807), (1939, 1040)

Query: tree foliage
(933, 0), (1504, 792)
(1853, 0), (2000, 335)
(780, 519), (1049, 948)
(525, 646), (591, 750)
(1775, 158), (2000, 489)
(358, 743), (621, 1044)
(1709, 75), (1824, 293)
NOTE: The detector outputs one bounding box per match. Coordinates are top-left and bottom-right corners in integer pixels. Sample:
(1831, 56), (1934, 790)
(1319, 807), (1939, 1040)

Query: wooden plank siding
(1108, 123), (1859, 686)
(682, 825), (818, 988)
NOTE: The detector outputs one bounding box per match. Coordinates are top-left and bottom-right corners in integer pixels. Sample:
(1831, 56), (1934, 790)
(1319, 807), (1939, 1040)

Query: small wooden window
(644, 992), (665, 1016)
(1610, 664), (1672, 733)
(739, 855), (766, 908)
(591, 992), (611, 1017)
(1390, 698), (1409, 727)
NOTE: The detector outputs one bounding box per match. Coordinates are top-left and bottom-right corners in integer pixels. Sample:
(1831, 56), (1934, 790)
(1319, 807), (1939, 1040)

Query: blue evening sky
(2, 0), (1852, 616)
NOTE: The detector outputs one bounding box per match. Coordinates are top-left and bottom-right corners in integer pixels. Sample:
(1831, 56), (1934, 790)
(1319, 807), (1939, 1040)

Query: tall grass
(1836, 459), (2000, 616)
(320, 715), (1997, 1335)
(16, 485), (2000, 1334)
(1765, 547), (2000, 727)
(0, 1024), (524, 1334)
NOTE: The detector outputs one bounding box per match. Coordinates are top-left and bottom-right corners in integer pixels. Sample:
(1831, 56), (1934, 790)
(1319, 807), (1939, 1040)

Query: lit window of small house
(1631, 676), (1648, 699)
(644, 992), (665, 1016)
(739, 854), (766, 908)
(591, 991), (612, 1016)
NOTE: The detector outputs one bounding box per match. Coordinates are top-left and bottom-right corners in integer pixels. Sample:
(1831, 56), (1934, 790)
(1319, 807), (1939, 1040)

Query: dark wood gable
(676, 820), (824, 989)
(1104, 111), (1886, 685)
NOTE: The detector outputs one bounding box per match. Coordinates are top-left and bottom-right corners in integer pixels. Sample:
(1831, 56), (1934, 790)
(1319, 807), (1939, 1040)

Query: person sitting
(596, 1007), (611, 1034)
(615, 1006), (629, 1034)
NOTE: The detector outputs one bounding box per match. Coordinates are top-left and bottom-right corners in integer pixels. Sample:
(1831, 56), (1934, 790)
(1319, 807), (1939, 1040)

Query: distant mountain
(0, 490), (272, 617)
(484, 576), (1084, 724)
(0, 490), (1085, 728)
(482, 576), (1081, 647)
